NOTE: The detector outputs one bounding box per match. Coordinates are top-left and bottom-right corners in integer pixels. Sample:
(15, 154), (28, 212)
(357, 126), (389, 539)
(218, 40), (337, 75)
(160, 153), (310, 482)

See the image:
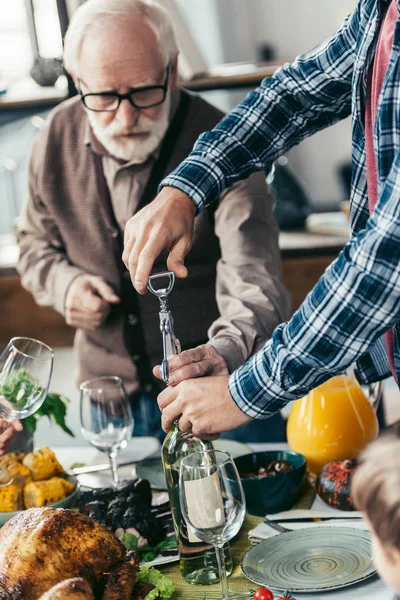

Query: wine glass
(80, 376), (134, 487)
(180, 449), (252, 600)
(0, 337), (54, 424)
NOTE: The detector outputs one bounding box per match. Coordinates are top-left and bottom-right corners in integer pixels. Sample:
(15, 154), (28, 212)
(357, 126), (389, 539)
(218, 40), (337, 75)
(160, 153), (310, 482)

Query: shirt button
(144, 383), (153, 393)
(132, 354), (141, 362)
(123, 271), (131, 280)
(128, 314), (139, 325)
(109, 227), (119, 238)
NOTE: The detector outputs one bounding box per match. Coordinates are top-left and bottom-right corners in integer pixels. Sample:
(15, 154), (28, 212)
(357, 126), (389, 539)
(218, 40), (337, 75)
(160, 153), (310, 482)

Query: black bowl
(234, 450), (307, 517)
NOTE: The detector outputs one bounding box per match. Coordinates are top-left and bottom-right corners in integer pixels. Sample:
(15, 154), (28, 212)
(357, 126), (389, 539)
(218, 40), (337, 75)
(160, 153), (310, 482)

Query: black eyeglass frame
(78, 62), (171, 112)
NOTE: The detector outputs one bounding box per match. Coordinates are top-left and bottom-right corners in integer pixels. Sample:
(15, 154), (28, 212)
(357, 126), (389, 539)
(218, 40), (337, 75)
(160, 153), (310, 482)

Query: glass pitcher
(287, 371), (381, 476)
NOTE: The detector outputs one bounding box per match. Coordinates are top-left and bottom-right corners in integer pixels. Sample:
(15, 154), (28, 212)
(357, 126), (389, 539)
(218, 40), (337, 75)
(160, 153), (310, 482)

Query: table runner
(158, 481), (315, 598)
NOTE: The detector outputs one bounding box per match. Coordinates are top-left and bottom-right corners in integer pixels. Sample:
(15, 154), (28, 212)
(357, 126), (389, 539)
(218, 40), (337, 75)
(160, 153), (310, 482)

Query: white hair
(64, 0), (179, 75)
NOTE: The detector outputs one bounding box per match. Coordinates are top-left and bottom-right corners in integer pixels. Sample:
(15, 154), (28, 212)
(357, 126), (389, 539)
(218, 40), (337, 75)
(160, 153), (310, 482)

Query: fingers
(157, 385), (178, 412)
(133, 238), (165, 295)
(178, 416), (192, 433)
(89, 277), (120, 303)
(166, 237), (190, 279)
(12, 420), (23, 432)
(0, 424), (18, 454)
(81, 286), (110, 313)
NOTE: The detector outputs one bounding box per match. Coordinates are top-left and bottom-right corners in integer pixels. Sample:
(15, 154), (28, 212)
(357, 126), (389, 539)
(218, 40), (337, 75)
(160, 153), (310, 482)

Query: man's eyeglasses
(78, 63), (171, 112)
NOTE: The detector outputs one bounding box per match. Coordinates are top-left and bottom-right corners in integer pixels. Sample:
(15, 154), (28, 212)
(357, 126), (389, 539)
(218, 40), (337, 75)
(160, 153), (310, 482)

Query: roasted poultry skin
(0, 508), (125, 600)
(38, 578), (94, 600)
(102, 551), (139, 600)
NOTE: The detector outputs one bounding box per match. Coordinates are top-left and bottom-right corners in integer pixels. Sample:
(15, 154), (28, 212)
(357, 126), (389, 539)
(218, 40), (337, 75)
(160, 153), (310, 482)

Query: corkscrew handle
(147, 271), (181, 384)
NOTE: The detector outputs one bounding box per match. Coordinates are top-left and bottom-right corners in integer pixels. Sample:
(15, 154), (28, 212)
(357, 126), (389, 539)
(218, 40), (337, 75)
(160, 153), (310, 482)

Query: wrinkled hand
(157, 375), (252, 438)
(0, 420), (23, 455)
(65, 274), (120, 330)
(122, 187), (196, 294)
(153, 344), (228, 385)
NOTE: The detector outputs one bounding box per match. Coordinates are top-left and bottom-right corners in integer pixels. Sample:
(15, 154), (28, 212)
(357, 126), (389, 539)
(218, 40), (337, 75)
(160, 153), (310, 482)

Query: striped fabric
(160, 0), (400, 417)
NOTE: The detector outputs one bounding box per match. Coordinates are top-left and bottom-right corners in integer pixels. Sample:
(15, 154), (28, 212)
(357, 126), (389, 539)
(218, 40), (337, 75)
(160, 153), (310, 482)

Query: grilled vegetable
(0, 460), (32, 487)
(24, 477), (75, 508)
(23, 447), (64, 481)
(0, 451), (25, 464)
(0, 483), (24, 512)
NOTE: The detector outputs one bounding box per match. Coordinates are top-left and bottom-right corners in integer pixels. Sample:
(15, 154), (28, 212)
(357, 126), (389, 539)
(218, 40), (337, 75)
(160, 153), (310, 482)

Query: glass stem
(109, 451), (119, 487)
(215, 544), (229, 599)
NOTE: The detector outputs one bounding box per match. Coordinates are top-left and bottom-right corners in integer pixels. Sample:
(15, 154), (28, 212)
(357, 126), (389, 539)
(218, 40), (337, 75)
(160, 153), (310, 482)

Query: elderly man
(14, 0), (289, 447)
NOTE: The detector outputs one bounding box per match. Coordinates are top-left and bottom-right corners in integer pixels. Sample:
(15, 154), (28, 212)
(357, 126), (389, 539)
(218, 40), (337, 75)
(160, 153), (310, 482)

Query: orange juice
(287, 375), (379, 475)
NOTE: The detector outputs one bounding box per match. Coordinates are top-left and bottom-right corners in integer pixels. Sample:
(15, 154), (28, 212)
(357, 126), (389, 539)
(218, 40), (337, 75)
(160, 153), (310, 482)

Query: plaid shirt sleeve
(229, 148), (400, 417)
(160, 7), (359, 211)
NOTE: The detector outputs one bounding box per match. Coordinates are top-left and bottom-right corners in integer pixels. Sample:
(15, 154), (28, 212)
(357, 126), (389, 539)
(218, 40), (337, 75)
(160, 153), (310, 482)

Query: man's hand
(122, 187), (196, 294)
(153, 344), (228, 385)
(65, 274), (120, 330)
(0, 420), (23, 455)
(157, 375), (252, 438)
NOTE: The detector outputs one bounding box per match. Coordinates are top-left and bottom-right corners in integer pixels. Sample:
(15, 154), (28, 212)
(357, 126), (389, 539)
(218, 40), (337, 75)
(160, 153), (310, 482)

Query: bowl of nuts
(234, 450), (306, 516)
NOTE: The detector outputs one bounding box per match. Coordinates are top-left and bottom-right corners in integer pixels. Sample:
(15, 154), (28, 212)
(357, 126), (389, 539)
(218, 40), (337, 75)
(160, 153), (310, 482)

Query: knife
(71, 455), (160, 475)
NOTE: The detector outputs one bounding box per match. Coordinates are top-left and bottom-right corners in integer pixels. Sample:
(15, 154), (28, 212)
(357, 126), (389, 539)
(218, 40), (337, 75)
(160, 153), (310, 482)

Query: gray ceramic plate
(242, 526), (376, 593)
(0, 474), (80, 527)
(136, 439), (251, 490)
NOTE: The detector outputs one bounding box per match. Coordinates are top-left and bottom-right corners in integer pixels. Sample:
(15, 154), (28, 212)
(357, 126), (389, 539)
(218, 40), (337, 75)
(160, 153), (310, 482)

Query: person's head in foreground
(353, 434), (400, 596)
(63, 0), (179, 164)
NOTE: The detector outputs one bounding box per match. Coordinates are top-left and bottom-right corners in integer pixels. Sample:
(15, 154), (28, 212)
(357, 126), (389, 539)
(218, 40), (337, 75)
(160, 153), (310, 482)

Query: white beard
(87, 92), (171, 164)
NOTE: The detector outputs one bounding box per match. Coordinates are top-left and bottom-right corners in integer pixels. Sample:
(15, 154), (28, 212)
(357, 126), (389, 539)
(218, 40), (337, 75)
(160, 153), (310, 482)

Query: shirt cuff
(52, 267), (86, 316)
(228, 339), (294, 419)
(207, 336), (246, 374)
(159, 156), (226, 213)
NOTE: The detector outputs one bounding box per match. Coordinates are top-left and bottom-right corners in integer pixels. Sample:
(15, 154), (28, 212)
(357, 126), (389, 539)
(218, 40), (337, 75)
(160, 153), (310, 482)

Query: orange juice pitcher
(287, 374), (380, 476)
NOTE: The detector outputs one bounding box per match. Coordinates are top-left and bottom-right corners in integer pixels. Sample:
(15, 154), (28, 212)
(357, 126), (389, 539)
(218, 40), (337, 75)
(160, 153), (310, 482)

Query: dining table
(53, 440), (394, 600)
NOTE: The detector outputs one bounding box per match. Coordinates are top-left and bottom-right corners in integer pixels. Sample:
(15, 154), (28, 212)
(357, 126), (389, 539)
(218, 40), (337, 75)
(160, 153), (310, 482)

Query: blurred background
(5, 0), (397, 448)
(0, 0), (357, 240)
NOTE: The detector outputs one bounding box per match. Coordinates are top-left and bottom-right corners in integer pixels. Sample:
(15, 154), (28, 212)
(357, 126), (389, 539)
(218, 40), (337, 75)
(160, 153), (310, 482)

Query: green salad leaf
(136, 566), (174, 600)
(0, 369), (74, 437)
(121, 533), (177, 561)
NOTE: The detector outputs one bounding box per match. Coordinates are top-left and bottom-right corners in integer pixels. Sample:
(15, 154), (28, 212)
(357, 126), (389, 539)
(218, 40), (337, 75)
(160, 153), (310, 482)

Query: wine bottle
(162, 422), (233, 585)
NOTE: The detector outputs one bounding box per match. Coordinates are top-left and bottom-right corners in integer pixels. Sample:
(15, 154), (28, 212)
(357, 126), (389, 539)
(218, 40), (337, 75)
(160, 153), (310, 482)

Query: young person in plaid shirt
(123, 0), (400, 438)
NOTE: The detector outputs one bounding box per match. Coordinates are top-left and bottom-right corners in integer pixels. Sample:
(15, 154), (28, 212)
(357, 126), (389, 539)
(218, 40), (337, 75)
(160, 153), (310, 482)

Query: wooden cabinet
(0, 275), (74, 347)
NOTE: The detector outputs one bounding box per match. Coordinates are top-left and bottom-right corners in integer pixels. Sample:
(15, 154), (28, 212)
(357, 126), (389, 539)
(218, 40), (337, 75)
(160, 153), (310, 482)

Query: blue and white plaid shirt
(161, 0), (400, 418)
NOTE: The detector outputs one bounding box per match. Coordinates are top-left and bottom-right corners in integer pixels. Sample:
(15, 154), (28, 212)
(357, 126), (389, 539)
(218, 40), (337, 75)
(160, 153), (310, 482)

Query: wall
(176, 0), (358, 210)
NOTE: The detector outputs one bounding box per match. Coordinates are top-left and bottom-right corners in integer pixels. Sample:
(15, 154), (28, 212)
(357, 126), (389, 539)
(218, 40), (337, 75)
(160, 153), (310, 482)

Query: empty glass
(180, 449), (251, 599)
(80, 376), (133, 487)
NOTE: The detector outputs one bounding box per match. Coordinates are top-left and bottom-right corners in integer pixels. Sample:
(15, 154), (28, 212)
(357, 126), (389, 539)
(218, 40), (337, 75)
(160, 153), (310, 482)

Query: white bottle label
(184, 471), (225, 542)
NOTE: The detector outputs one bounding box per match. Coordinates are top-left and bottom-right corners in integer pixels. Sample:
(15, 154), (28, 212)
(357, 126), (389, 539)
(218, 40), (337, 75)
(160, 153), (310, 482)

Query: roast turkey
(38, 578), (94, 600)
(0, 507), (125, 600)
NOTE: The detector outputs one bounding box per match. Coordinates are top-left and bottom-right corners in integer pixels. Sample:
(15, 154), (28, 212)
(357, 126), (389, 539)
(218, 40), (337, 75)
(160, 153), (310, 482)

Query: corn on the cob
(0, 461), (32, 487)
(24, 477), (75, 508)
(0, 451), (25, 465)
(23, 447), (64, 481)
(0, 484), (24, 512)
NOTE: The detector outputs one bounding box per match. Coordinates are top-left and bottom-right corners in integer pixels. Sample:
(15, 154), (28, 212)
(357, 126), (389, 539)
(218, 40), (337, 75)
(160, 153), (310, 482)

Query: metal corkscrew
(147, 271), (181, 384)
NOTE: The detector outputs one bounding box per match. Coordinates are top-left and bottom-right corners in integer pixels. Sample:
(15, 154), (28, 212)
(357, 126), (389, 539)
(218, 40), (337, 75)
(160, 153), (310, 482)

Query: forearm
(161, 9), (358, 211)
(207, 172), (291, 372)
(228, 154), (400, 417)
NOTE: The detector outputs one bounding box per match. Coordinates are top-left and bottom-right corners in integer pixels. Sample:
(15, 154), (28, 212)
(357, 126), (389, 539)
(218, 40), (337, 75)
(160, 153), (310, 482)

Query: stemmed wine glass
(0, 337), (54, 425)
(80, 376), (134, 487)
(180, 449), (252, 600)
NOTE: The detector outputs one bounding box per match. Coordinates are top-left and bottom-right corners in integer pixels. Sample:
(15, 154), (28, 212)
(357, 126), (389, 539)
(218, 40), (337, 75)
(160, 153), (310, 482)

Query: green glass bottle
(162, 422), (233, 584)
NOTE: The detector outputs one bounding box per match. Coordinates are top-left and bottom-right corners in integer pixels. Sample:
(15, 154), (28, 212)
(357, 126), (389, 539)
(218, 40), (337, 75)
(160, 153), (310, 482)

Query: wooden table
(54, 442), (393, 600)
